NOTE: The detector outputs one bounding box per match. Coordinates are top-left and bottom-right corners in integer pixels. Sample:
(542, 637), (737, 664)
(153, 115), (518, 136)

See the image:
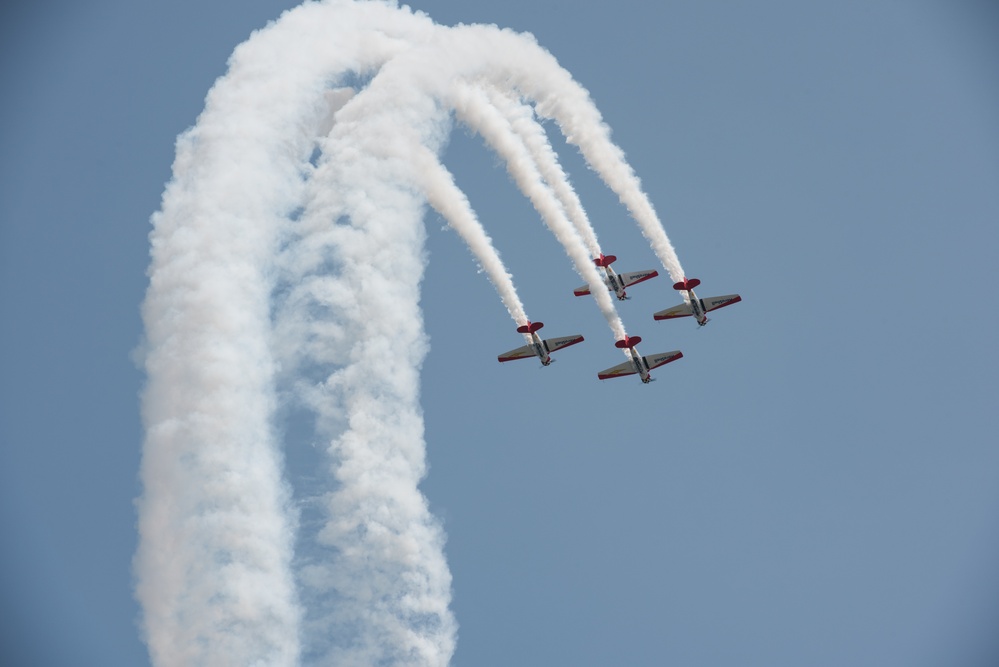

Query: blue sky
(2, 1), (998, 665)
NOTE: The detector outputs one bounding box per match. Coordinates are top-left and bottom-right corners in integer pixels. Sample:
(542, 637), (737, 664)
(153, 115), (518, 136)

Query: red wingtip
(672, 277), (701, 291)
(517, 321), (544, 334)
(594, 254), (617, 267)
(615, 335), (642, 349)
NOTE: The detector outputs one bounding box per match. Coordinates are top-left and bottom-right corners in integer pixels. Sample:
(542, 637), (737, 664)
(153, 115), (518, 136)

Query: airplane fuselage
(530, 333), (553, 365)
(598, 335), (679, 383)
(656, 279), (740, 326)
(499, 321), (584, 366)
(628, 348), (653, 383)
(573, 254), (657, 300)
(684, 289), (709, 326)
(602, 266), (628, 301)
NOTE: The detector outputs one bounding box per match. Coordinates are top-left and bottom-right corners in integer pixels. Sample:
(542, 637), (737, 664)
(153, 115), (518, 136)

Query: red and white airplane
(498, 321), (584, 366)
(654, 277), (742, 327)
(597, 335), (683, 384)
(573, 254), (658, 301)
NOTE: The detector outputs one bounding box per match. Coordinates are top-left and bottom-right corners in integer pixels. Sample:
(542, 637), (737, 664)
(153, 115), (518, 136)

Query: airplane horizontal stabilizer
(517, 321), (544, 334)
(615, 335), (642, 349)
(702, 294), (742, 313)
(594, 254), (617, 267)
(653, 303), (694, 320)
(673, 277), (701, 291)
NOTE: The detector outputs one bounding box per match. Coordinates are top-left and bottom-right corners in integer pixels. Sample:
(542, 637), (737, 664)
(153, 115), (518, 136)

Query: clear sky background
(2, 1), (998, 665)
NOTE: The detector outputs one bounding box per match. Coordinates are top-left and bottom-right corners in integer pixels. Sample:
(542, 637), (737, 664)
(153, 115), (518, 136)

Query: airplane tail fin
(594, 253), (617, 267)
(615, 335), (642, 349)
(673, 277), (701, 291)
(517, 321), (544, 334)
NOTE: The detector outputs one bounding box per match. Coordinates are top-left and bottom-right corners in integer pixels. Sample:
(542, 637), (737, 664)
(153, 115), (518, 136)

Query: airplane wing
(498, 344), (536, 362)
(544, 335), (584, 353)
(618, 269), (659, 288)
(653, 303), (694, 320)
(597, 360), (638, 380)
(643, 350), (683, 370)
(702, 294), (742, 312)
(572, 284), (592, 297)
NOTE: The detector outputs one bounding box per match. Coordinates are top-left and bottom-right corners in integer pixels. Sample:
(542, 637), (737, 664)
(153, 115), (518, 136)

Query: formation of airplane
(653, 277), (742, 327)
(497, 252), (741, 383)
(497, 321), (584, 366)
(597, 335), (683, 384)
(573, 254), (658, 301)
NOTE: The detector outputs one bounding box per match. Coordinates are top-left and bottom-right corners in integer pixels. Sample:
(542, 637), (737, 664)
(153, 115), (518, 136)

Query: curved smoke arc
(135, 2), (683, 665)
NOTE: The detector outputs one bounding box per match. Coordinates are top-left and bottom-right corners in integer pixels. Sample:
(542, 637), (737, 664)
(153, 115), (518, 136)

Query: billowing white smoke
(136, 1), (683, 665)
(276, 36), (457, 665)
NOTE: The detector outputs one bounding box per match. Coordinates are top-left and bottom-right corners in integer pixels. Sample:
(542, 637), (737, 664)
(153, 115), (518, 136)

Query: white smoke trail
(286, 116), (458, 664)
(137, 2), (442, 665)
(444, 24), (686, 281)
(136, 18), (315, 667)
(416, 146), (529, 327)
(139, 2), (684, 665)
(449, 83), (626, 341)
(482, 86), (602, 259)
(268, 11), (457, 664)
(532, 84), (686, 281)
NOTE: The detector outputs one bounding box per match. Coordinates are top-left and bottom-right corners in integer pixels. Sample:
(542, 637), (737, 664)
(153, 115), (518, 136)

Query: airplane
(597, 335), (683, 384)
(653, 277), (742, 327)
(573, 253), (659, 301)
(497, 321), (584, 366)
